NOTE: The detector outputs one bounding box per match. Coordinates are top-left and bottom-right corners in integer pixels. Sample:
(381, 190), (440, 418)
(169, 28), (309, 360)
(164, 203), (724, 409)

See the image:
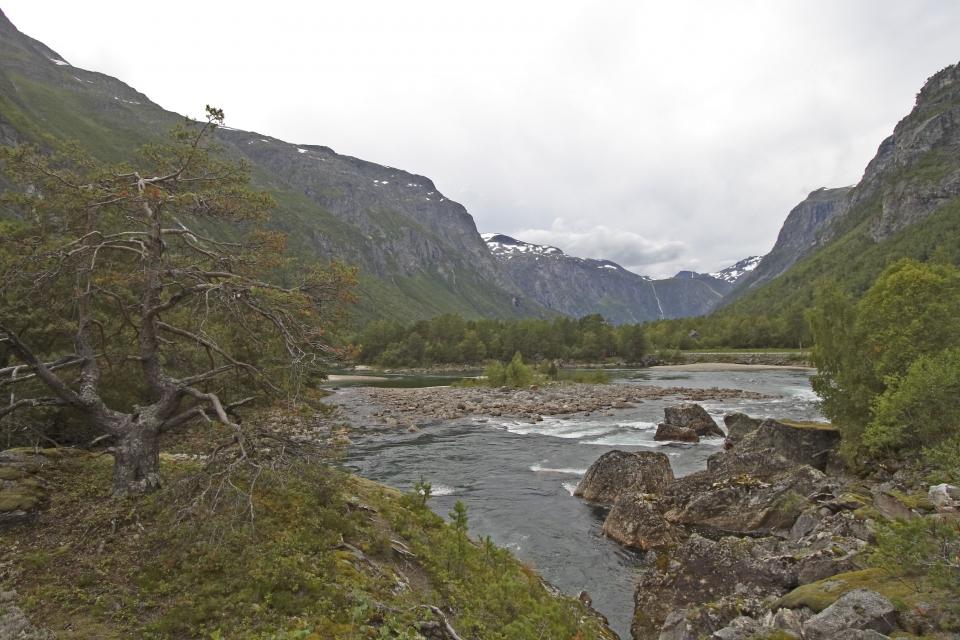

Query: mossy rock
(0, 466), (27, 481)
(886, 489), (936, 512)
(777, 419), (839, 432)
(776, 568), (920, 613)
(853, 505), (884, 522)
(749, 630), (801, 640)
(0, 488), (40, 512)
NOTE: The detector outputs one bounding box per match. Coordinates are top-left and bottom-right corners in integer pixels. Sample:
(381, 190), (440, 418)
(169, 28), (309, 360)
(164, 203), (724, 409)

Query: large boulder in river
(739, 419), (841, 471)
(723, 412), (762, 444)
(574, 450), (674, 504)
(663, 463), (828, 534)
(602, 494), (680, 550)
(654, 423), (700, 442)
(663, 403), (725, 437)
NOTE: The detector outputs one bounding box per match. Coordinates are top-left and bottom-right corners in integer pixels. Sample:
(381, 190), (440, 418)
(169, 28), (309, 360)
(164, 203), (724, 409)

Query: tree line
(352, 313), (649, 367)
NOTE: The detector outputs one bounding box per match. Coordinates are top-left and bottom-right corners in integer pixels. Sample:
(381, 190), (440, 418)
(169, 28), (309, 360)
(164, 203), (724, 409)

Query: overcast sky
(5, 1), (960, 277)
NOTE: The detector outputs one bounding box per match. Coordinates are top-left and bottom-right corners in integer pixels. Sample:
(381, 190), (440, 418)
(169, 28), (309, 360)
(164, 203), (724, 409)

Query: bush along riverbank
(572, 405), (959, 639)
(0, 440), (616, 639)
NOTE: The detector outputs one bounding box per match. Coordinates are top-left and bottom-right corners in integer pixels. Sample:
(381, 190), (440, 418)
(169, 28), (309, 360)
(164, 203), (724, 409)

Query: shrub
(865, 348), (960, 455)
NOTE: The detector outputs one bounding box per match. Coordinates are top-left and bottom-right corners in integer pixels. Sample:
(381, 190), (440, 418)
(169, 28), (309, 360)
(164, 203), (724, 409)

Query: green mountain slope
(0, 10), (543, 324)
(722, 61), (960, 323)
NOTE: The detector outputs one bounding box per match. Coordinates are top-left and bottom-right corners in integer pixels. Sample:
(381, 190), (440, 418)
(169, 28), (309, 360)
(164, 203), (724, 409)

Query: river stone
(654, 423), (700, 443)
(663, 403), (725, 437)
(575, 450), (675, 504)
(803, 589), (898, 639)
(723, 413), (762, 444)
(602, 494), (680, 551)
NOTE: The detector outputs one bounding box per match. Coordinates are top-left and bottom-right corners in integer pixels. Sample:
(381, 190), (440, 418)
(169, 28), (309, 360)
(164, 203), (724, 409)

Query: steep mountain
(722, 60), (960, 319)
(482, 233), (732, 323)
(707, 255), (762, 284)
(0, 10), (537, 323)
(725, 188), (852, 300)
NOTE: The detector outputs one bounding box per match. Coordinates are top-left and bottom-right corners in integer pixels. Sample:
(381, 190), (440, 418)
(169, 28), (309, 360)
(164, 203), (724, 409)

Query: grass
(0, 447), (613, 640)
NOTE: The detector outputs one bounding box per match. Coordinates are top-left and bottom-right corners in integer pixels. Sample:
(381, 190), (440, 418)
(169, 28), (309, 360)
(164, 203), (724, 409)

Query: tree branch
(0, 396), (67, 419)
(0, 322), (86, 409)
(159, 395), (254, 433)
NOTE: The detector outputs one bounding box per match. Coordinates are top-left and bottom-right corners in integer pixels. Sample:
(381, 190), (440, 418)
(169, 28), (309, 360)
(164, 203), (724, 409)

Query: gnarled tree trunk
(111, 420), (161, 496)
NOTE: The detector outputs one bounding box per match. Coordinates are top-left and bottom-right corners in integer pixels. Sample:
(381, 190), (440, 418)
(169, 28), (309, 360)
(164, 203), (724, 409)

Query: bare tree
(0, 107), (355, 495)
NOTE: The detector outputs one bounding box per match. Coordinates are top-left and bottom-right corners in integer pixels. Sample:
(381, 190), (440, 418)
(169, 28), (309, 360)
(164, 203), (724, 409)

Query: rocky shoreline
(572, 406), (959, 639)
(339, 383), (769, 428)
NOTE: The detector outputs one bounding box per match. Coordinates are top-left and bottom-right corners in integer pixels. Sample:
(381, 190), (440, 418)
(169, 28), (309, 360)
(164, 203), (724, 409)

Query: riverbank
(0, 446), (617, 640)
(652, 362), (814, 372)
(338, 382), (769, 428)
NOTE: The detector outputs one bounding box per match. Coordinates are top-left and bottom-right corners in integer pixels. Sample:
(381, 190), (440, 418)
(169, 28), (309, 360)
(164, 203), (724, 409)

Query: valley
(0, 6), (959, 640)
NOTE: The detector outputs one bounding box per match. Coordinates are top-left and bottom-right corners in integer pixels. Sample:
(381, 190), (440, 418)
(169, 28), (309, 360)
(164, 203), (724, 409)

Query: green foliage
(809, 260), (960, 464)
(354, 313), (649, 367)
(872, 518), (960, 604)
(0, 112), (357, 460)
(4, 454), (611, 639)
(923, 434), (960, 485)
(866, 348), (960, 454)
(411, 476), (433, 509)
(504, 352), (534, 387)
(477, 354), (536, 388)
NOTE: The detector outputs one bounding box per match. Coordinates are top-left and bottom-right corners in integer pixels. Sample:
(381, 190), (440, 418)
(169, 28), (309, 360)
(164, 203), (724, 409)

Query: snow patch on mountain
(708, 256), (762, 283)
(482, 233), (564, 257)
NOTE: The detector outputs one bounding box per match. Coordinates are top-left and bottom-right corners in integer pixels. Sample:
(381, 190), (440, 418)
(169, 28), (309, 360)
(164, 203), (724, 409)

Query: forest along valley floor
(326, 365), (823, 638)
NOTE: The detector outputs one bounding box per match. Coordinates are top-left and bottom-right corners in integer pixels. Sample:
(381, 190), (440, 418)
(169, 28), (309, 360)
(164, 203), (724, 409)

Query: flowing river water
(333, 366), (823, 638)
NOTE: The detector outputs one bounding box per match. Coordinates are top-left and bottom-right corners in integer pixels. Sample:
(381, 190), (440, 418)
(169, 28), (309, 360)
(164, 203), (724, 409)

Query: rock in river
(574, 451), (675, 504)
(602, 494), (680, 551)
(663, 403), (725, 437)
(653, 423), (700, 443)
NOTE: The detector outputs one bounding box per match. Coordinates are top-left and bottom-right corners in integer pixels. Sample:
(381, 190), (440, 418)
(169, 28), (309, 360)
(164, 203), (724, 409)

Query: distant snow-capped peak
(708, 255), (762, 283)
(481, 233), (564, 257)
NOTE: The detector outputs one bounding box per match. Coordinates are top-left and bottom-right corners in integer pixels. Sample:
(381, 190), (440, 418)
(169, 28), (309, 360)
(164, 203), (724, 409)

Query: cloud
(3, 0), (959, 282)
(512, 219), (686, 276)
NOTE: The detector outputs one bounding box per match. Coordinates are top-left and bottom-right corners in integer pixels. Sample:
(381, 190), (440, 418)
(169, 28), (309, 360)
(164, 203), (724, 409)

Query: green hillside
(0, 10), (539, 326)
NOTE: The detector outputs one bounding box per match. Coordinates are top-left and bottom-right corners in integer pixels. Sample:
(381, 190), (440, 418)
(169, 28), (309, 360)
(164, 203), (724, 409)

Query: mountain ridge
(715, 59), (960, 331)
(480, 232), (750, 323)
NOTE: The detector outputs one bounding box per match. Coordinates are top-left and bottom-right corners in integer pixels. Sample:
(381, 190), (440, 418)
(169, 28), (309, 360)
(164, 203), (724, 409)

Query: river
(334, 365), (823, 638)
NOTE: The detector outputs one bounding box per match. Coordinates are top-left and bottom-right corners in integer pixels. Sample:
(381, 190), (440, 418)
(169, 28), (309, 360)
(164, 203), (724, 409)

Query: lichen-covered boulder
(928, 483), (960, 512)
(663, 403), (725, 437)
(632, 534), (800, 640)
(664, 464), (826, 534)
(574, 450), (674, 504)
(0, 449), (56, 527)
(803, 589), (898, 639)
(739, 420), (841, 471)
(602, 494), (680, 551)
(654, 423), (700, 443)
(723, 412), (762, 444)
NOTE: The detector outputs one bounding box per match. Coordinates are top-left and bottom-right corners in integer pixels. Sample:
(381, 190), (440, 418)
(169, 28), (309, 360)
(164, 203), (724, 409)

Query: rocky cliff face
(483, 234), (736, 323)
(726, 60), (960, 309)
(729, 187), (852, 297)
(847, 61), (960, 241)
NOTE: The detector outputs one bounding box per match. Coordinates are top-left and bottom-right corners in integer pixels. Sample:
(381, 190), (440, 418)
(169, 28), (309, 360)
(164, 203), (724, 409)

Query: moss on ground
(777, 419), (839, 432)
(775, 568), (937, 614)
(0, 451), (613, 640)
